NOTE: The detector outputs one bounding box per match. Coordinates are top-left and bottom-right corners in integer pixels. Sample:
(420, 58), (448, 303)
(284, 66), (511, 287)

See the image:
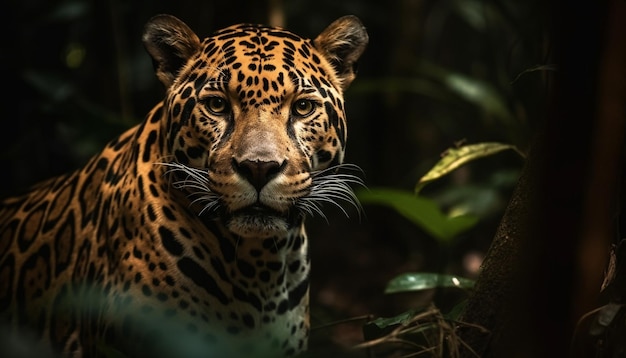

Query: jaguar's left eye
(205, 97), (230, 115)
(291, 99), (316, 117)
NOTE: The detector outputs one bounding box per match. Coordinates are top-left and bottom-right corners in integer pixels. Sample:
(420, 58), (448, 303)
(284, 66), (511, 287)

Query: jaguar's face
(143, 15), (368, 238)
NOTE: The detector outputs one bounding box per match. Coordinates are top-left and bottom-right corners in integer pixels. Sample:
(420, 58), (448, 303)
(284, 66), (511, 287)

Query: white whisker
(154, 162), (220, 217)
(296, 163), (365, 222)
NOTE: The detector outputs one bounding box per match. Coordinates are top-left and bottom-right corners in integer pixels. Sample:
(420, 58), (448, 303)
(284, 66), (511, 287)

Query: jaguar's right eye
(205, 97), (230, 115)
(291, 99), (316, 117)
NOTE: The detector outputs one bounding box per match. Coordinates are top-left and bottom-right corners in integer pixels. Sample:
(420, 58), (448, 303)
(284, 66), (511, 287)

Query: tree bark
(457, 1), (626, 356)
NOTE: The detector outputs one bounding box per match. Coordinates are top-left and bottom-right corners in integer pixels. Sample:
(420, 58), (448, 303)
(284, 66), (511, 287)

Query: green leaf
(444, 299), (469, 321)
(362, 306), (450, 343)
(415, 142), (523, 193)
(511, 64), (558, 84)
(357, 188), (478, 241)
(417, 61), (514, 123)
(362, 308), (432, 342)
(368, 309), (423, 330)
(47, 1), (90, 21)
(385, 273), (475, 294)
(350, 77), (455, 102)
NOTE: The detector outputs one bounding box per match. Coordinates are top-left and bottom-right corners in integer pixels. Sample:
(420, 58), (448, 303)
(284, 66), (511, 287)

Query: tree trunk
(457, 0), (626, 356)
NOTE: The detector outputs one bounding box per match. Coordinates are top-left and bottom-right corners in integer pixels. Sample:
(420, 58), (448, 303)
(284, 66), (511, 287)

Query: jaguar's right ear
(142, 14), (201, 88)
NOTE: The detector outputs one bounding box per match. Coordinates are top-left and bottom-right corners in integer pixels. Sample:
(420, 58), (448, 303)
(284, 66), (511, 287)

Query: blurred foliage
(357, 141), (522, 241)
(358, 188), (479, 242)
(357, 140), (520, 356)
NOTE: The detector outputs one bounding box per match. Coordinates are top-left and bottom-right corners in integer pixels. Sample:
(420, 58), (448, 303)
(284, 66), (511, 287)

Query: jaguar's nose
(232, 159), (286, 192)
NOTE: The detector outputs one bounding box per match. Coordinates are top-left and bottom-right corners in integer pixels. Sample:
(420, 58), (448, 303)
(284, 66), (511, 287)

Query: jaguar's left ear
(314, 15), (369, 91)
(142, 14), (202, 88)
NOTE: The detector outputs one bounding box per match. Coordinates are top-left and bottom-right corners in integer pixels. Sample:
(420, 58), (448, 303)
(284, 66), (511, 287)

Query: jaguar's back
(0, 14), (367, 357)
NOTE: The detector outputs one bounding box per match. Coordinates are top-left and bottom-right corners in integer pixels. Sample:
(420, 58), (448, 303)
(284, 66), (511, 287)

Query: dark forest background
(2, 0), (623, 356)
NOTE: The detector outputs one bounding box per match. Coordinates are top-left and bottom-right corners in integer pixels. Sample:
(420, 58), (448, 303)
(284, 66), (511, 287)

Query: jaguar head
(143, 14), (368, 238)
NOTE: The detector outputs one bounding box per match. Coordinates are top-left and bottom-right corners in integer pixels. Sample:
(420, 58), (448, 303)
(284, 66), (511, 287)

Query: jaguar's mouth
(226, 204), (297, 238)
(235, 203), (282, 217)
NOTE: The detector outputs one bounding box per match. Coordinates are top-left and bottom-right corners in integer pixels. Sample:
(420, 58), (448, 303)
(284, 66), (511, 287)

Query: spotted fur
(0, 14), (367, 357)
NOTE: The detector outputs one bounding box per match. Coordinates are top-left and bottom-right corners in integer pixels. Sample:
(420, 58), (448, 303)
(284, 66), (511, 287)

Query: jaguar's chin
(226, 205), (293, 238)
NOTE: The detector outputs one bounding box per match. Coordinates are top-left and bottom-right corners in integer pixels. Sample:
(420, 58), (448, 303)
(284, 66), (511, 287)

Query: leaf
(368, 308), (423, 330)
(357, 188), (478, 241)
(447, 74), (510, 120)
(361, 306), (448, 343)
(22, 70), (75, 102)
(385, 273), (475, 294)
(47, 1), (90, 21)
(417, 61), (514, 123)
(511, 64), (558, 84)
(363, 308), (437, 340)
(350, 77), (455, 102)
(415, 142), (523, 193)
(444, 299), (469, 321)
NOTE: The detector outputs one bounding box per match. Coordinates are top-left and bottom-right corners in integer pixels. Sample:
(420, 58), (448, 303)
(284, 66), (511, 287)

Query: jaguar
(0, 14), (367, 357)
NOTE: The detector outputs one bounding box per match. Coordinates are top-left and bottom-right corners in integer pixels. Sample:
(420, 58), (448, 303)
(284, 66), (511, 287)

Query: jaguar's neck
(195, 203), (311, 301)
(167, 205), (311, 354)
(169, 191), (311, 351)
